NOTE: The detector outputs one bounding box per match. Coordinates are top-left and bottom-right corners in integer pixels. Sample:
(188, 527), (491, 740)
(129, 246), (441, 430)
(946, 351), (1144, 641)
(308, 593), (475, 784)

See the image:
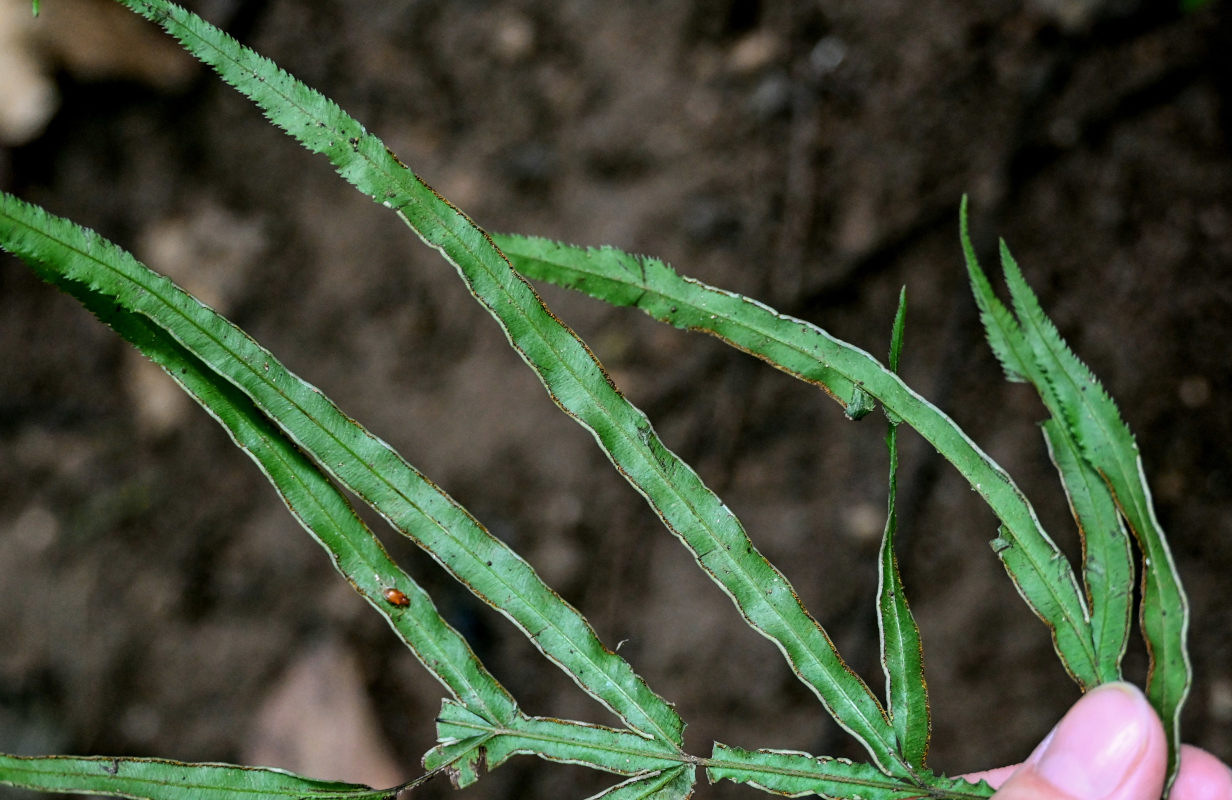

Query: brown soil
(2, 1), (1230, 798)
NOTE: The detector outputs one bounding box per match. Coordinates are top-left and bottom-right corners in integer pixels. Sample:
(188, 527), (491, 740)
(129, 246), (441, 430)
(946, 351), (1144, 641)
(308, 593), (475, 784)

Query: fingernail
(1030, 683), (1154, 800)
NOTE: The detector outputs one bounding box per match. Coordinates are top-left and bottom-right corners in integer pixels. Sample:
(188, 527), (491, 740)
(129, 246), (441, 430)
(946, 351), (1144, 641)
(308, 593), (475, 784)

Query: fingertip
(1171, 746), (1232, 800)
(963, 764), (1020, 790)
(992, 683), (1165, 800)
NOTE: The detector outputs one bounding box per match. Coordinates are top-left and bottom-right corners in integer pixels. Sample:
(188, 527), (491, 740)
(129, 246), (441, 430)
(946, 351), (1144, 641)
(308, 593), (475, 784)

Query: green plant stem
(432, 713), (992, 800)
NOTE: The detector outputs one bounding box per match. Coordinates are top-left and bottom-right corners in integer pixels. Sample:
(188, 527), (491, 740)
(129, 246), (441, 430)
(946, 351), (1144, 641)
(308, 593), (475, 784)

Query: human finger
(990, 683), (1165, 800)
(1170, 745), (1232, 800)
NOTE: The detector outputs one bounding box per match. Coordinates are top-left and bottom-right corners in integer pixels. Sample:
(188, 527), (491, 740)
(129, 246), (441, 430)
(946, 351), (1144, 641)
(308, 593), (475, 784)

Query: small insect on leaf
(383, 587), (411, 607)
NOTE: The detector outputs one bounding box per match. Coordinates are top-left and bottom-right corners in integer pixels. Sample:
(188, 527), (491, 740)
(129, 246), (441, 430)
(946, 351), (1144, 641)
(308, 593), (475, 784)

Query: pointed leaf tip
(889, 286), (907, 373)
(959, 202), (1033, 384)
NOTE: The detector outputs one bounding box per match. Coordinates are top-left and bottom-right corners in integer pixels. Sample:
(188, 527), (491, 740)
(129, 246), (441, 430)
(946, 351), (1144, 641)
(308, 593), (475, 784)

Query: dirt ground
(1, 0), (1230, 798)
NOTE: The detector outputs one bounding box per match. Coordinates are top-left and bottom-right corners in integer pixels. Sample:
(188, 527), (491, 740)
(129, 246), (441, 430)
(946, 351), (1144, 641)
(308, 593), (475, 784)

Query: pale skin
(966, 683), (1232, 800)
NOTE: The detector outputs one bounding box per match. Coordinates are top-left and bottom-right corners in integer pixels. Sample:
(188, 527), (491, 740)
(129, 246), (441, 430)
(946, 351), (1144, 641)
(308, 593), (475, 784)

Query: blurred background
(1, 0), (1230, 797)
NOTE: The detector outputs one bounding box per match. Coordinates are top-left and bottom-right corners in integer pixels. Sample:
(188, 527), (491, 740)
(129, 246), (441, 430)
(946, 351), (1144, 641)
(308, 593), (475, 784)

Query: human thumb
(993, 683), (1166, 800)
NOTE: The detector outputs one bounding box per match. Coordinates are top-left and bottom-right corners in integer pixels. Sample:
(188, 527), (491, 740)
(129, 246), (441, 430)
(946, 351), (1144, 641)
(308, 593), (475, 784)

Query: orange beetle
(382, 587), (410, 607)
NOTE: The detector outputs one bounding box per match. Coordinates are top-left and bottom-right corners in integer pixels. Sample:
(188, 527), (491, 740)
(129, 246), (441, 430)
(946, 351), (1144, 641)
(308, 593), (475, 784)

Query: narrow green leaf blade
(589, 766), (695, 800)
(487, 716), (680, 775)
(877, 289), (930, 768)
(108, 0), (902, 771)
(0, 753), (388, 800)
(17, 260), (517, 725)
(426, 701), (681, 779)
(1041, 418), (1132, 682)
(493, 232), (1100, 689)
(879, 427), (930, 768)
(705, 744), (991, 800)
(0, 189), (680, 747)
(999, 245), (1189, 785)
(492, 235), (870, 416)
